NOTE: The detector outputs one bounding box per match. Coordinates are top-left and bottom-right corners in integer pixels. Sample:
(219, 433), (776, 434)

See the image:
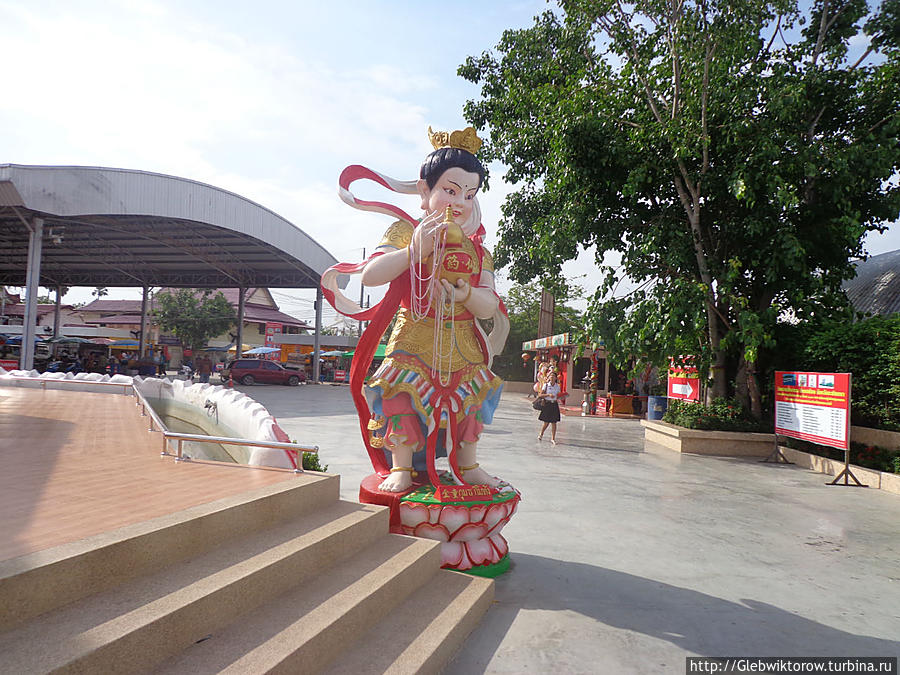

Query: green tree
(152, 289), (237, 351)
(460, 0), (900, 417)
(92, 286), (108, 300)
(494, 281), (583, 380)
(503, 282), (583, 351)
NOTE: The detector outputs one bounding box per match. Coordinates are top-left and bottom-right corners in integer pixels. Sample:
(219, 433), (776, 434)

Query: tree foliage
(152, 289), (237, 350)
(460, 0), (900, 416)
(493, 281), (583, 380)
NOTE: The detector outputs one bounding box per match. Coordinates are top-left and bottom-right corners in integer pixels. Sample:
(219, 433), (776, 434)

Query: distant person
(531, 362), (549, 399)
(537, 370), (562, 445)
(197, 355), (212, 383)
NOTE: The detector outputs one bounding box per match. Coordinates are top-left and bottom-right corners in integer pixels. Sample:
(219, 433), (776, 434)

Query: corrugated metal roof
(79, 293), (310, 328)
(0, 164), (345, 290)
(843, 249), (900, 316)
(0, 181), (24, 207)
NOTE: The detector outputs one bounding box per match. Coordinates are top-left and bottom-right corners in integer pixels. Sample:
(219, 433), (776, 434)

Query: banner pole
(827, 374), (865, 487)
(762, 432), (792, 464)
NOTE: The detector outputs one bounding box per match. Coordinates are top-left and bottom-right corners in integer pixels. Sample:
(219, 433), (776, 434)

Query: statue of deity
(321, 126), (519, 575)
(322, 126), (509, 492)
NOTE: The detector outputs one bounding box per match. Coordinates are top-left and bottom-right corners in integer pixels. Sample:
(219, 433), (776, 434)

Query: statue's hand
(412, 210), (446, 263)
(440, 278), (471, 304)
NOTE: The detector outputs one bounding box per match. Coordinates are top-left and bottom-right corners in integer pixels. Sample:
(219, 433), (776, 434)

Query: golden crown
(427, 125), (482, 156)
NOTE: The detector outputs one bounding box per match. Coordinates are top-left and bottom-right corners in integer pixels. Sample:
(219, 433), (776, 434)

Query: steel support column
(21, 217), (43, 370)
(53, 286), (62, 338)
(139, 286), (148, 355)
(236, 287), (245, 357)
(313, 287), (322, 384)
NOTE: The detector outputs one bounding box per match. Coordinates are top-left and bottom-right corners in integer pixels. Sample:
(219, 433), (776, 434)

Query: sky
(2, 0), (898, 328)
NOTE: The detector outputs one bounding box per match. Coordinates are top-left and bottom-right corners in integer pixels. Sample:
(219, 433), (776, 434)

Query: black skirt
(538, 400), (561, 423)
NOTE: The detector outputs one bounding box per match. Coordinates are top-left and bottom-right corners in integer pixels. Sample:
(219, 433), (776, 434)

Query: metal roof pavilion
(0, 164), (338, 288)
(0, 164), (342, 370)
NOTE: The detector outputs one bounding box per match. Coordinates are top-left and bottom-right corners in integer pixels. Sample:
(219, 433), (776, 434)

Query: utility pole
(358, 247), (365, 337)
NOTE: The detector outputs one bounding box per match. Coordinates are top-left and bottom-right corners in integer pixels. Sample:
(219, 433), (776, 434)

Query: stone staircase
(0, 474), (493, 674)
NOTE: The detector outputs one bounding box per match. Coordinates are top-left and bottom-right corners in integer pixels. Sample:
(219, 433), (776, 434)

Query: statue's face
(418, 166), (480, 224)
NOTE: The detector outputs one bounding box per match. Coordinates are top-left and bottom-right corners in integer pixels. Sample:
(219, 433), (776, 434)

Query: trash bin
(647, 395), (668, 420)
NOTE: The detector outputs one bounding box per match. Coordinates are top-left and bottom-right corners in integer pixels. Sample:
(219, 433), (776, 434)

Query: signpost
(773, 371), (862, 486)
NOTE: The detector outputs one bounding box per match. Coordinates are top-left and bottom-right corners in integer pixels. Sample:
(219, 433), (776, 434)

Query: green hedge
(663, 398), (770, 432)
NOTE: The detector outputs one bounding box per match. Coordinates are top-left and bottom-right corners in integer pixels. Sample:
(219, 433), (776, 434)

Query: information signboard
(264, 322), (282, 348)
(774, 371), (851, 450)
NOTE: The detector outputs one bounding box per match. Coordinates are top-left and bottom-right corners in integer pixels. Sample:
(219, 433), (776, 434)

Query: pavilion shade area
(0, 164), (340, 373)
(0, 164), (342, 290)
(0, 214), (322, 288)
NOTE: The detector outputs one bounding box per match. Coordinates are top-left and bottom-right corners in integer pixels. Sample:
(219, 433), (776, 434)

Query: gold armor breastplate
(387, 308), (486, 369)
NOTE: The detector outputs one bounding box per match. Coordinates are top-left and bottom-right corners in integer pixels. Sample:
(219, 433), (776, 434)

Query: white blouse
(542, 383), (561, 402)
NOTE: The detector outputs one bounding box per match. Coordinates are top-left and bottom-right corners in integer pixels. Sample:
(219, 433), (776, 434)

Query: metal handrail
(129, 382), (318, 473)
(161, 432), (318, 473)
(131, 381), (168, 439)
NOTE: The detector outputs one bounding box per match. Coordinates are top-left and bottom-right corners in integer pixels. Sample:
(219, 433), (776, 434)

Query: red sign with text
(667, 358), (700, 401)
(264, 322), (282, 348)
(774, 371), (850, 450)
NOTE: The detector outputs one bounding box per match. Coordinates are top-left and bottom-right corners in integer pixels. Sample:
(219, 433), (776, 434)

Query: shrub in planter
(290, 439), (329, 472)
(663, 398), (770, 433)
(302, 451), (328, 472)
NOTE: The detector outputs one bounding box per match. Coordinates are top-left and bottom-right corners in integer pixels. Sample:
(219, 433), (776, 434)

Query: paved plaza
(239, 382), (900, 673)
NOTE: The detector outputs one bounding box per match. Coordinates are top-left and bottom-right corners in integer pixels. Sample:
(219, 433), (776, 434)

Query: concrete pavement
(240, 382), (900, 674)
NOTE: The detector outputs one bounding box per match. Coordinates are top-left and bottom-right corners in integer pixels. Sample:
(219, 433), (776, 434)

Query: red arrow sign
(668, 376), (699, 401)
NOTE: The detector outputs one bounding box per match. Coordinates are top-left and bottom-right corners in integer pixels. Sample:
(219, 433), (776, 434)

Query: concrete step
(155, 534), (442, 675)
(322, 569), (494, 675)
(0, 499), (387, 675)
(0, 473), (340, 631)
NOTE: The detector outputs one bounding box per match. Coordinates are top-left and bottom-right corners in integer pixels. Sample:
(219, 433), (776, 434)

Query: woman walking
(538, 370), (561, 444)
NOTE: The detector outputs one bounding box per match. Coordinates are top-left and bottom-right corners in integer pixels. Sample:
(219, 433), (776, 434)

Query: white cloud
(1, 0), (607, 317)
